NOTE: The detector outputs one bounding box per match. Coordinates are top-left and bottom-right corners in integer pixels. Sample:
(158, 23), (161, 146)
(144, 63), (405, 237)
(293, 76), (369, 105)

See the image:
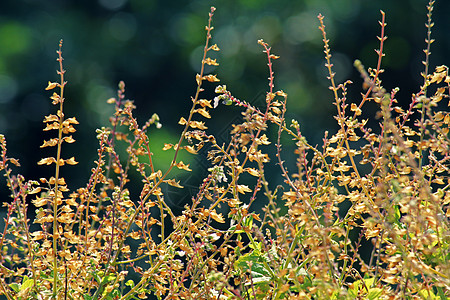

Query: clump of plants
(0, 1), (449, 299)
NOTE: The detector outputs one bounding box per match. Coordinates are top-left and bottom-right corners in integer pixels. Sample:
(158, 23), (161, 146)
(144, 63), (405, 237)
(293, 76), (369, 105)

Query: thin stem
(418, 0), (435, 169)
(53, 39), (67, 299)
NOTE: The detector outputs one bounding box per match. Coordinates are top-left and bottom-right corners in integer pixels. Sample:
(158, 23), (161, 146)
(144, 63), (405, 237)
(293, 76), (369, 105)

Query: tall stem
(53, 39), (67, 299)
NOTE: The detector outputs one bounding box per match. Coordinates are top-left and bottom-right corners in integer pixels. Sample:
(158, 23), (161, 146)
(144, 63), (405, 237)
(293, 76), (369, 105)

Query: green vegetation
(0, 1), (449, 299)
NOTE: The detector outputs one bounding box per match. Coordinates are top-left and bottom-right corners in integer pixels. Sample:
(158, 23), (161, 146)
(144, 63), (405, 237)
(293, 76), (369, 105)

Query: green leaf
(418, 289), (438, 299)
(437, 286), (446, 299)
(243, 215), (254, 229)
(235, 251), (271, 279)
(249, 241), (262, 252)
(393, 205), (401, 223)
(228, 225), (245, 234)
(20, 276), (34, 291)
(9, 282), (20, 293)
(368, 288), (383, 300)
(125, 279), (135, 287)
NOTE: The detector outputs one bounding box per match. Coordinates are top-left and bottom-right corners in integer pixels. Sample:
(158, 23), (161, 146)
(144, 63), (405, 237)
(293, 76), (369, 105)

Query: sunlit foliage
(0, 2), (449, 299)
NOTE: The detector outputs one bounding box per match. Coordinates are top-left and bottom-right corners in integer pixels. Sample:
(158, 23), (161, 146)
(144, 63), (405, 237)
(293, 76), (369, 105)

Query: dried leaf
(43, 122), (60, 131)
(32, 197), (48, 207)
(210, 44), (220, 51)
(162, 143), (173, 151)
(227, 198), (242, 207)
(196, 108), (211, 119)
(209, 209), (225, 223)
(151, 187), (163, 196)
(65, 117), (79, 124)
(45, 81), (58, 90)
(276, 90), (287, 97)
(246, 168), (260, 177)
(61, 205), (73, 213)
(257, 134), (271, 145)
(129, 231), (140, 240)
(165, 179), (183, 188)
(351, 103), (362, 116)
(29, 187), (41, 194)
(9, 158), (20, 167)
(266, 93), (275, 102)
(189, 120), (207, 130)
(432, 178), (445, 185)
(236, 185), (252, 194)
(44, 114), (59, 123)
(203, 57), (219, 66)
(149, 170), (162, 180)
(62, 125), (76, 134)
(120, 200), (134, 207)
(271, 106), (281, 115)
(40, 138), (59, 148)
(198, 99), (213, 108)
(50, 93), (60, 104)
(31, 231), (46, 240)
(178, 117), (187, 125)
(204, 74), (220, 82)
(176, 161), (192, 171)
(65, 157), (78, 165)
(184, 145), (197, 154)
(63, 136), (76, 143)
(37, 157), (56, 165)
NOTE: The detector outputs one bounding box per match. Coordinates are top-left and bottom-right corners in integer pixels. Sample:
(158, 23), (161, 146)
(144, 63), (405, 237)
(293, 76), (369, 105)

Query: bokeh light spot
(0, 22), (31, 57)
(98, 0), (128, 10)
(0, 74), (18, 104)
(109, 12), (137, 41)
(284, 12), (322, 45)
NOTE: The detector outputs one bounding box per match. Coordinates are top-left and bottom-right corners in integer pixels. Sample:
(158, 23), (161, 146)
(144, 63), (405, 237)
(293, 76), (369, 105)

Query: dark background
(0, 0), (449, 207)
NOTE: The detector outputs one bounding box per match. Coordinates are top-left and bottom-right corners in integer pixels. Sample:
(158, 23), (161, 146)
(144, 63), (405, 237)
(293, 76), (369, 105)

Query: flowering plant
(0, 2), (449, 299)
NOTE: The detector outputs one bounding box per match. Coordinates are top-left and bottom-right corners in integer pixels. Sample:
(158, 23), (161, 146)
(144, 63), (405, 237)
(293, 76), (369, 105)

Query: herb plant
(0, 1), (449, 299)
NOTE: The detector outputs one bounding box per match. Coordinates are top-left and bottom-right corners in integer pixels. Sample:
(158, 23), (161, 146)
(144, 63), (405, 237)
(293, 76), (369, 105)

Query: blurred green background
(0, 0), (449, 205)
